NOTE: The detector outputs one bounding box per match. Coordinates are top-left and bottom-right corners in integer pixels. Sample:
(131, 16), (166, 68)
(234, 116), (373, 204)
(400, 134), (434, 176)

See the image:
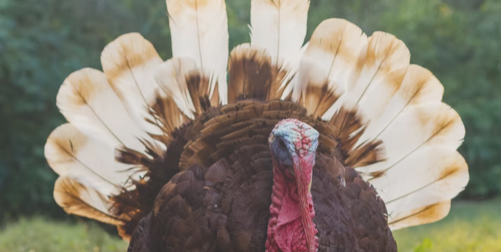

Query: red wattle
(265, 161), (318, 252)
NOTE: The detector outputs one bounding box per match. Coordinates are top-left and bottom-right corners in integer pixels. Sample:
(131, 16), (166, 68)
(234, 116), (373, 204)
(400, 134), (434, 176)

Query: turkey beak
(294, 153), (317, 252)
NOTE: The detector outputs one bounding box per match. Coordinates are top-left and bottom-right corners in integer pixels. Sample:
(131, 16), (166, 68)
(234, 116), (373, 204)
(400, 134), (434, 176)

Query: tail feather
(292, 18), (367, 117)
(346, 31), (410, 110)
(250, 0), (310, 97)
(355, 64), (444, 146)
(46, 124), (138, 230)
(250, 0), (309, 67)
(166, 0), (229, 104)
(146, 94), (190, 145)
(101, 33), (165, 138)
(154, 58), (199, 118)
(56, 68), (151, 154)
(280, 42), (309, 99)
(45, 124), (134, 195)
(54, 176), (126, 226)
(364, 102), (464, 175)
(380, 150), (468, 218)
(388, 201), (451, 230)
(228, 44), (287, 102)
(186, 70), (220, 114)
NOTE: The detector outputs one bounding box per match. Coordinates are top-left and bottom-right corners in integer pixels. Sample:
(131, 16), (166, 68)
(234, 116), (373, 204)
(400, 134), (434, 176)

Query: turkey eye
(278, 139), (287, 150)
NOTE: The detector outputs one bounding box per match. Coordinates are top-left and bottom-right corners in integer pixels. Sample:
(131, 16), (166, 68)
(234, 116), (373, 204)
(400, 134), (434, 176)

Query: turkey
(44, 0), (469, 251)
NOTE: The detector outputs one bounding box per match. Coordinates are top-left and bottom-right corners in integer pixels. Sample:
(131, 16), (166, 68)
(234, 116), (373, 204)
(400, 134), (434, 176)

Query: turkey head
(267, 119), (319, 252)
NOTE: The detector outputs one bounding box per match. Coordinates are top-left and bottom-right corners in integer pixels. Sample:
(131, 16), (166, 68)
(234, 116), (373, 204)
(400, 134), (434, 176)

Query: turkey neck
(265, 154), (318, 252)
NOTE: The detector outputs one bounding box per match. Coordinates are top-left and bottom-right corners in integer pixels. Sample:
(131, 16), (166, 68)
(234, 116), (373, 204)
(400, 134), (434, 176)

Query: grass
(393, 199), (501, 252)
(0, 218), (127, 252)
(0, 200), (500, 252)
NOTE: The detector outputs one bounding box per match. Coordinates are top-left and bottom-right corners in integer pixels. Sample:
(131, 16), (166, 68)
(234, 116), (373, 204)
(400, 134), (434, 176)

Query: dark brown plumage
(115, 96), (394, 251)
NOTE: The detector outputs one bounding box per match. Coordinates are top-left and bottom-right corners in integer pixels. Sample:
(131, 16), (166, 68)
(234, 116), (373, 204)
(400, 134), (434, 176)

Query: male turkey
(45, 0), (469, 251)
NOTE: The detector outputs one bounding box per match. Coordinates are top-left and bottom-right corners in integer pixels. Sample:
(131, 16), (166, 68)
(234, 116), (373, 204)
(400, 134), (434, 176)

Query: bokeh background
(1, 0), (500, 251)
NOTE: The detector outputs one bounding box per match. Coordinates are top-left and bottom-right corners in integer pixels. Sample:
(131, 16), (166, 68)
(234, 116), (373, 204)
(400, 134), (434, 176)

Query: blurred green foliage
(0, 0), (499, 218)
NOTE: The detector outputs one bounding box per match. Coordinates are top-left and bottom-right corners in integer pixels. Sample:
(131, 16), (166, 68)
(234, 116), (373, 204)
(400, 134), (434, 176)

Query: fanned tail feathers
(290, 19), (467, 230)
(45, 0), (468, 239)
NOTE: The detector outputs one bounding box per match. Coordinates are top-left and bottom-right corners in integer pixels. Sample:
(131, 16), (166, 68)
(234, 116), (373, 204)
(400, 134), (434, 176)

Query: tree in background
(0, 0), (499, 219)
(0, 0), (172, 219)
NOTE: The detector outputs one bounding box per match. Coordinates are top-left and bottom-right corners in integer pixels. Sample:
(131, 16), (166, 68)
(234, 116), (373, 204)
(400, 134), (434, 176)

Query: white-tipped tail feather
(56, 68), (151, 154)
(251, 0), (310, 96)
(54, 176), (125, 225)
(292, 19), (367, 109)
(250, 0), (310, 67)
(101, 33), (165, 138)
(45, 124), (134, 195)
(388, 201), (451, 230)
(166, 0), (229, 104)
